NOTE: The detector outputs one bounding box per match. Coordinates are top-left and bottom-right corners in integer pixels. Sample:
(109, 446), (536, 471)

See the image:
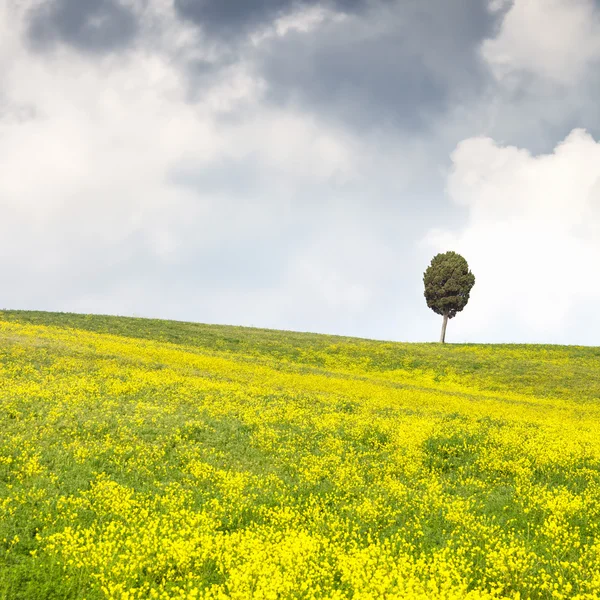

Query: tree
(423, 251), (475, 343)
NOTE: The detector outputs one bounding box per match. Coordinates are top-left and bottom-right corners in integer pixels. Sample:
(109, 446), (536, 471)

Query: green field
(0, 310), (599, 600)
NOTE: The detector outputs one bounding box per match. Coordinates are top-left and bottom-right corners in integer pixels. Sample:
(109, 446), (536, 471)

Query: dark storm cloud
(173, 0), (368, 39)
(27, 0), (137, 54)
(263, 30), (446, 132)
(258, 0), (501, 132)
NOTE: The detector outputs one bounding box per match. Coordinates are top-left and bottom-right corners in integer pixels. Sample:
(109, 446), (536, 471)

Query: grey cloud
(258, 0), (500, 133)
(465, 73), (600, 156)
(173, 0), (368, 39)
(262, 31), (446, 133)
(27, 0), (137, 53)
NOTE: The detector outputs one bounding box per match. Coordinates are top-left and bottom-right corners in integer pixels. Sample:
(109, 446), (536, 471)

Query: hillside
(0, 310), (599, 599)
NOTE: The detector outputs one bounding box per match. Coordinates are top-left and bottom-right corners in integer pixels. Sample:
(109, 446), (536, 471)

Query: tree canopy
(423, 251), (475, 342)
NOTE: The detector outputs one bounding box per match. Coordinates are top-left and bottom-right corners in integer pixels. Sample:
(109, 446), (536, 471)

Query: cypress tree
(423, 251), (475, 343)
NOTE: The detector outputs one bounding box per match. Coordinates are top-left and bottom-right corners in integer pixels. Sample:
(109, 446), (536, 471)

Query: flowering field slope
(1, 311), (599, 600)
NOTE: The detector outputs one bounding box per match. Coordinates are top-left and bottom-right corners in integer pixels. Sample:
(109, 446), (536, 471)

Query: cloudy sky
(1, 0), (599, 345)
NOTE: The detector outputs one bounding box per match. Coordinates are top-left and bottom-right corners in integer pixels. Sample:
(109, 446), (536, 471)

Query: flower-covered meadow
(1, 311), (599, 599)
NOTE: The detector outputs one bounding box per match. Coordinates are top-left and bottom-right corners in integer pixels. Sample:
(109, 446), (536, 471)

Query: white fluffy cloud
(482, 0), (600, 84)
(425, 129), (600, 344)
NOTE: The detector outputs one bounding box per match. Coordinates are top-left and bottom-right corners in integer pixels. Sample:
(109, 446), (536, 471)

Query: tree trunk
(440, 313), (449, 343)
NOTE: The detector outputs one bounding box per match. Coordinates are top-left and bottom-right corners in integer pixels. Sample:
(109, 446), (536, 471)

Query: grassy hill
(0, 310), (599, 599)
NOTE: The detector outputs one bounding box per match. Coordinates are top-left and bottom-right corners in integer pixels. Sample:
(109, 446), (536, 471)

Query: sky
(1, 0), (599, 345)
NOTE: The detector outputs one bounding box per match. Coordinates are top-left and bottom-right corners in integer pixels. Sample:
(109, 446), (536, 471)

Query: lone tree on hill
(423, 251), (475, 343)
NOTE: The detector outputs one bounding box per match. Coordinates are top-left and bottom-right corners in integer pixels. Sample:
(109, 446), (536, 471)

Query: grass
(0, 310), (599, 599)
